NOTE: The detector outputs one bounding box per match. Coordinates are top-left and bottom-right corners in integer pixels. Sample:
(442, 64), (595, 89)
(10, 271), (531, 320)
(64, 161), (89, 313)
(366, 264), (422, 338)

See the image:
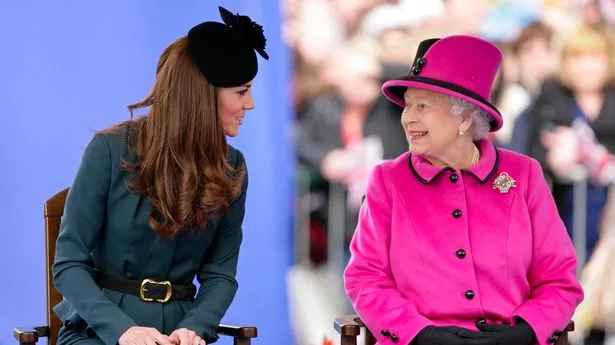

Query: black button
(391, 333), (399, 343)
(548, 336), (558, 343)
(452, 209), (462, 218)
(64, 320), (75, 329)
(456, 249), (466, 259)
(412, 66), (421, 75)
(476, 318), (486, 326)
(417, 57), (427, 67)
(381, 329), (391, 337)
(465, 290), (475, 300)
(449, 173), (459, 183)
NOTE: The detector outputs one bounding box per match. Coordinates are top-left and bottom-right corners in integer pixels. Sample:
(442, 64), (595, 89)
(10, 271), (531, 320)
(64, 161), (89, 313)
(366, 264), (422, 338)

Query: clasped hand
(119, 327), (206, 345)
(413, 320), (535, 345)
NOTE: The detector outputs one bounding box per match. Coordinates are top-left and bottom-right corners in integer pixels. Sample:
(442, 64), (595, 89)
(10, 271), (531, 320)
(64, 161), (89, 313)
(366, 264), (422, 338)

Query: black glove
(475, 320), (536, 345)
(412, 326), (493, 345)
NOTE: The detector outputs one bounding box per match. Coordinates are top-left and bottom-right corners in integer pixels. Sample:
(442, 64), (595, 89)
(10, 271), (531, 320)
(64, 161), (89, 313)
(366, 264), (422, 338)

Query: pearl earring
(459, 129), (464, 135)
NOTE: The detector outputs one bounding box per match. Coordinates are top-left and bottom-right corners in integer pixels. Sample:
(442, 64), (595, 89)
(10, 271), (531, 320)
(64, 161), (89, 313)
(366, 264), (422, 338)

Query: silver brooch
(493, 172), (516, 194)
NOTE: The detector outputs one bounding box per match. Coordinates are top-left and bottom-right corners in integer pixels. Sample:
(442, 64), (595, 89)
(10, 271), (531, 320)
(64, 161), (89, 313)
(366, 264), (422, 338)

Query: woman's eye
(238, 90), (247, 96)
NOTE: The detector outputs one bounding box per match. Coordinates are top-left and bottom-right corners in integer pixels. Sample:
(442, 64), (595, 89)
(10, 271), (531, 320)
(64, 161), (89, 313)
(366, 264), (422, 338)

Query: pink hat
(382, 35), (503, 131)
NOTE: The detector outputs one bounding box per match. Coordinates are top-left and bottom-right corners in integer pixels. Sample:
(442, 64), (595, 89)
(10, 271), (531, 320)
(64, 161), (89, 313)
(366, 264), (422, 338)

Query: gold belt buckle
(139, 278), (172, 303)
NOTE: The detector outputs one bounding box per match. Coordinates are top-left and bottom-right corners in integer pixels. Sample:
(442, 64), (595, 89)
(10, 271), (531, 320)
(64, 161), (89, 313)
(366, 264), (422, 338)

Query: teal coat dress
(52, 128), (248, 345)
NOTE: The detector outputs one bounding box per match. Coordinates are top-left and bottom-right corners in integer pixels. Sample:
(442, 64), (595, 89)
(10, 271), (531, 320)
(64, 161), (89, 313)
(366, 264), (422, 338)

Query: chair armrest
(553, 321), (575, 345)
(334, 315), (361, 337)
(565, 321), (574, 332)
(216, 324), (257, 338)
(13, 326), (50, 344)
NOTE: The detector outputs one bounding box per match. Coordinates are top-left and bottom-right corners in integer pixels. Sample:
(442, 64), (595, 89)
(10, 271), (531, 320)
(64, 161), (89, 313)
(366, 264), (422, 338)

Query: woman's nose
(244, 94), (255, 110)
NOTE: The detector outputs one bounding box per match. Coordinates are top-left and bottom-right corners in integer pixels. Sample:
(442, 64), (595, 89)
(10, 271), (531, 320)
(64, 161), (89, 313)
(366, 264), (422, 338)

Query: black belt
(93, 270), (196, 303)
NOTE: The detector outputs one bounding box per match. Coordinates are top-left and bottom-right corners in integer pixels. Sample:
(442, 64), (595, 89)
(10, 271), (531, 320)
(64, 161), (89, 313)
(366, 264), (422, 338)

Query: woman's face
(564, 52), (610, 92)
(401, 88), (469, 157)
(218, 81), (255, 137)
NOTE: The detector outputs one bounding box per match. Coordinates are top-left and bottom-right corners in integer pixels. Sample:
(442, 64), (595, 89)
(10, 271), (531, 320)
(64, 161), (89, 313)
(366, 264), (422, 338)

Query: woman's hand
(118, 326), (172, 345)
(476, 320), (535, 345)
(413, 325), (492, 345)
(169, 328), (206, 345)
(541, 126), (582, 178)
(321, 149), (350, 183)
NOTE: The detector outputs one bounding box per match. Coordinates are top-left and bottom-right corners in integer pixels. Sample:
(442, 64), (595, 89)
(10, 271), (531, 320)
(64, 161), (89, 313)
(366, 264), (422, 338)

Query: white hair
(446, 96), (492, 140)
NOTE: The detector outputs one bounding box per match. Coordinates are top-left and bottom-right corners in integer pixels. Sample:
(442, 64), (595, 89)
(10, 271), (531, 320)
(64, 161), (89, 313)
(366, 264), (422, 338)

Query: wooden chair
(13, 188), (257, 345)
(334, 313), (575, 345)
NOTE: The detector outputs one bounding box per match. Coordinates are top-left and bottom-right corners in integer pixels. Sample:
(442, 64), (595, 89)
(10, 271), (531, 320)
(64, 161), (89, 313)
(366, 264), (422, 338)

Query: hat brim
(382, 75), (503, 132)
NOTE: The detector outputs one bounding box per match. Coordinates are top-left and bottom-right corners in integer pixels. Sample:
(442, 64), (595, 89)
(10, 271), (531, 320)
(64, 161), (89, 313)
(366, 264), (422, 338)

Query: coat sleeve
(513, 158), (584, 345)
(175, 151), (248, 344)
(344, 164), (434, 345)
(52, 134), (138, 345)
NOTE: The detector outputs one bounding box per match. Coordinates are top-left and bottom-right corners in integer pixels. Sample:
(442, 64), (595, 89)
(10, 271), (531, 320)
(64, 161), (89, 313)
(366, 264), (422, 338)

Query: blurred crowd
(285, 0), (615, 344)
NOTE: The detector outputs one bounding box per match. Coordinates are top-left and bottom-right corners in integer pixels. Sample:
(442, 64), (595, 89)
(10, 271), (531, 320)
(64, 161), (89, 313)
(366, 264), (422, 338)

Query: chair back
(44, 188), (69, 345)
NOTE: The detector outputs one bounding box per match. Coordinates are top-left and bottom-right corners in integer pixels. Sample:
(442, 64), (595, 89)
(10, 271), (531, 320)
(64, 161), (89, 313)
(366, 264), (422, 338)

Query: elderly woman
(343, 35), (584, 345)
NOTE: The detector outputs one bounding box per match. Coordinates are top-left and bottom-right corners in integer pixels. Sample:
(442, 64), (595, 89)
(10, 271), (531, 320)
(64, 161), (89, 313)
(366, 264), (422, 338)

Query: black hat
(187, 6), (269, 87)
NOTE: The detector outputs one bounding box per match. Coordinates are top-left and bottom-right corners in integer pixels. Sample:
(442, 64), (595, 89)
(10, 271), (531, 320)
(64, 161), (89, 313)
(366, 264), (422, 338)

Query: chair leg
(340, 334), (358, 345)
(233, 337), (251, 345)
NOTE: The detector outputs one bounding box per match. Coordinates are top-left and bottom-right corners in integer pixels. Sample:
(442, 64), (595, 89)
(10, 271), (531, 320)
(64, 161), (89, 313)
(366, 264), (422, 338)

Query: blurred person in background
(344, 35), (583, 345)
(570, 170), (615, 345)
(504, 21), (557, 153)
(330, 0), (402, 36)
(526, 24), (615, 269)
(524, 27), (615, 344)
(543, 82), (615, 345)
(418, 0), (490, 37)
(295, 38), (408, 257)
(359, 3), (413, 67)
(286, 0), (345, 68)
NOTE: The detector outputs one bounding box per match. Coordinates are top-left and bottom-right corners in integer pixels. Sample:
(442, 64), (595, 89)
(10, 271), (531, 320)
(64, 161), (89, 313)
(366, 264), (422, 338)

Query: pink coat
(344, 139), (584, 345)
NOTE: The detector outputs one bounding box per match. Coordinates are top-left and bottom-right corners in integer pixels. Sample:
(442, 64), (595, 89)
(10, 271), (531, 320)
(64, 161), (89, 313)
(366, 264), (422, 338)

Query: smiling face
(564, 52), (610, 93)
(217, 81), (255, 137)
(559, 25), (615, 93)
(401, 88), (473, 161)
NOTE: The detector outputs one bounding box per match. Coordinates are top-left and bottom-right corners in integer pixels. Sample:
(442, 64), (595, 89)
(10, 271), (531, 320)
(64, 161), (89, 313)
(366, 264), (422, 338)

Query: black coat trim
(408, 148), (500, 185)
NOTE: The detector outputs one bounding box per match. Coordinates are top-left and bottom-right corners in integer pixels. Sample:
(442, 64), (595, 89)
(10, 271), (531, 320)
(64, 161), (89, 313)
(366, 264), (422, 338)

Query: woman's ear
(458, 111), (474, 135)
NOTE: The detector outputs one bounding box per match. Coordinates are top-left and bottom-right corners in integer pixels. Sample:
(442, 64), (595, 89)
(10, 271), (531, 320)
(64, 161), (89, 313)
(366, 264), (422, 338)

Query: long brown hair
(104, 36), (245, 237)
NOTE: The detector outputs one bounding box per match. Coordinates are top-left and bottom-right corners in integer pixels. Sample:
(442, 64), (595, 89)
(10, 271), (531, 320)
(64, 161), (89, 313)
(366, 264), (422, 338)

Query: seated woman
(343, 35), (584, 345)
(52, 6), (268, 345)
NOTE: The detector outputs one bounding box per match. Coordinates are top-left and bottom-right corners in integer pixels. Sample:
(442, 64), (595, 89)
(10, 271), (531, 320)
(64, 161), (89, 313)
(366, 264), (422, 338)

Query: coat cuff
(373, 315), (433, 345)
(93, 316), (138, 345)
(515, 302), (566, 345)
(175, 319), (219, 344)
